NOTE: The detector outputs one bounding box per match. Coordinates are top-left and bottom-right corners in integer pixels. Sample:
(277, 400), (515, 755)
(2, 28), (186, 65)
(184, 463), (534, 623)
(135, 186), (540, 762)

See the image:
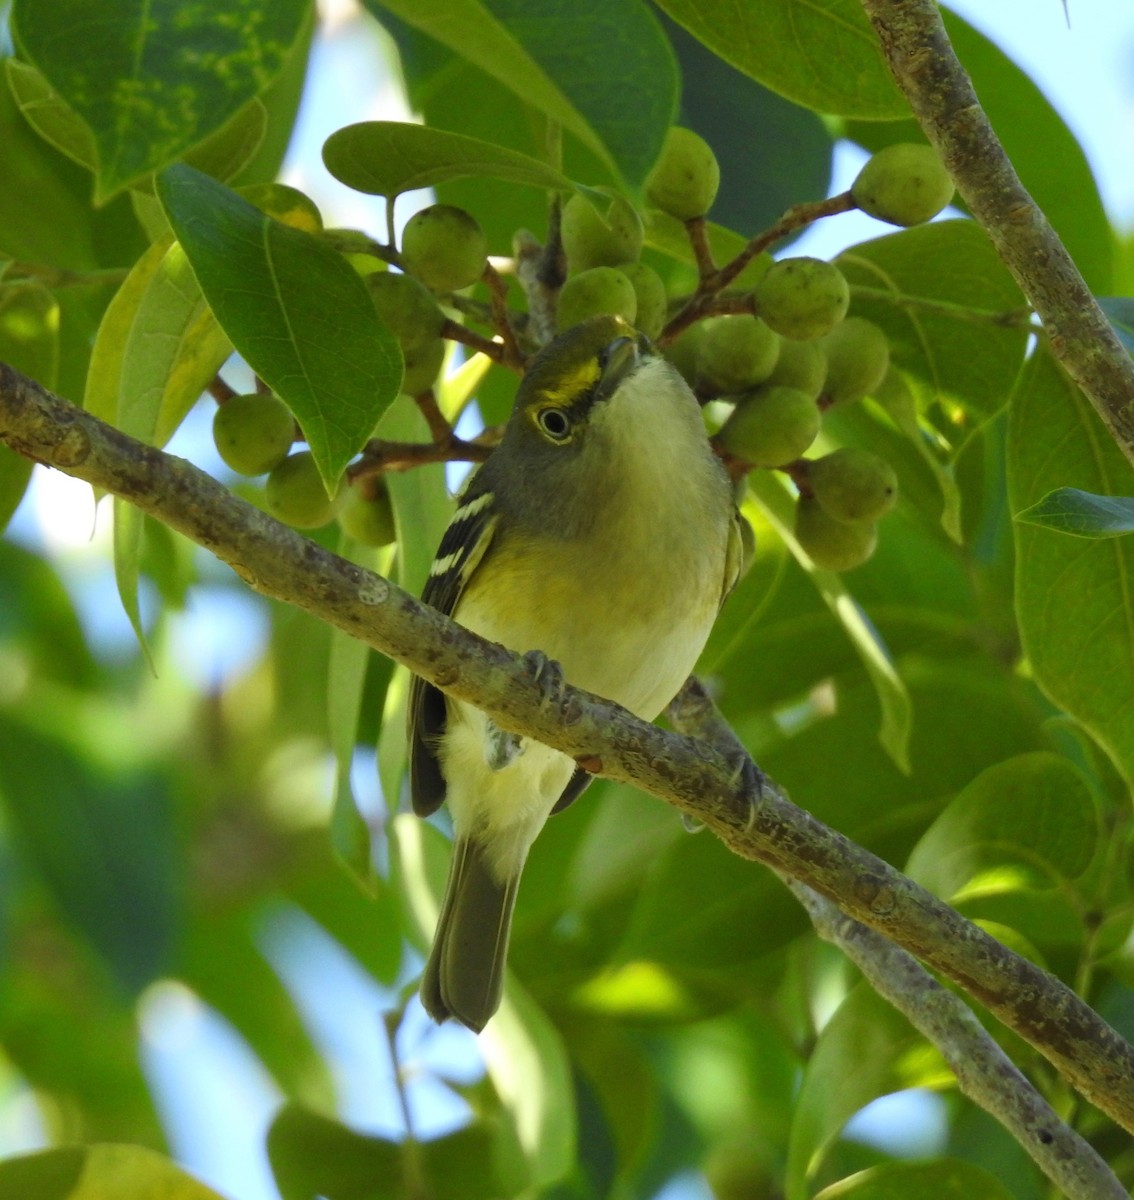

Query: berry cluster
(208, 128), (955, 573)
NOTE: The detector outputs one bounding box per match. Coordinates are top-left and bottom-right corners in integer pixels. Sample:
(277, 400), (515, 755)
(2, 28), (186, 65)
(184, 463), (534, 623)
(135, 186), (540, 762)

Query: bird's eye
(537, 406), (571, 441)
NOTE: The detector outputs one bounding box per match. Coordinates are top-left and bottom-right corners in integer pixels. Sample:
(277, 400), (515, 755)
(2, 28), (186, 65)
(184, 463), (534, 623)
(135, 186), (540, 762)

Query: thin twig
(660, 193), (856, 344)
(411, 388), (453, 444)
(440, 317), (506, 365)
(207, 375), (238, 404)
(348, 435), (495, 478)
(685, 216), (718, 282)
(481, 261), (525, 369)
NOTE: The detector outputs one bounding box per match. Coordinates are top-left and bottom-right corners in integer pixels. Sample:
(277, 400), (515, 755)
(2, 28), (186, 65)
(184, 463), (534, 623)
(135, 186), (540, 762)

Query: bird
(408, 314), (741, 1032)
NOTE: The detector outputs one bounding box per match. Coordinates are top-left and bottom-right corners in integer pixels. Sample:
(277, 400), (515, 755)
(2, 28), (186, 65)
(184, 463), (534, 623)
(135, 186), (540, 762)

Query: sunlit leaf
(838, 221), (1028, 416)
(906, 752), (1099, 902)
(0, 1144), (229, 1200)
(653, 0), (907, 119)
(813, 1158), (1015, 1200)
(786, 984), (949, 1199)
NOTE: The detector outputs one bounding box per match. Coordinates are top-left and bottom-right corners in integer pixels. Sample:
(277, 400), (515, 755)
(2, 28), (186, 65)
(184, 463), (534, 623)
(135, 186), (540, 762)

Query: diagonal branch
(668, 680), (1128, 1200)
(858, 0), (1134, 464)
(2, 359), (1134, 1133)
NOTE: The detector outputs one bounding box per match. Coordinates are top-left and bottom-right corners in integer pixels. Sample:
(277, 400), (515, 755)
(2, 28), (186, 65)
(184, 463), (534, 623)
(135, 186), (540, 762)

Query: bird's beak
(594, 332), (650, 405)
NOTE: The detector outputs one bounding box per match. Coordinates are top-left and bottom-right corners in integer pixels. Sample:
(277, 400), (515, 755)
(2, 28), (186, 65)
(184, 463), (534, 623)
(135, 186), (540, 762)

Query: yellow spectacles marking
(541, 358), (601, 405)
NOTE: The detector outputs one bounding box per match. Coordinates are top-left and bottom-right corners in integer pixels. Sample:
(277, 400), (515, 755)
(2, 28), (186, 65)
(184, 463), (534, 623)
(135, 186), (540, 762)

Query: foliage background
(1, 2), (1133, 1199)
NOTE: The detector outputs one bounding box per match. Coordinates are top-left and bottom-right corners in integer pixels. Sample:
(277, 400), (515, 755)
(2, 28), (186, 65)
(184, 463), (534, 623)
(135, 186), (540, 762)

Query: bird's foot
(521, 649), (567, 709)
(484, 719), (524, 771)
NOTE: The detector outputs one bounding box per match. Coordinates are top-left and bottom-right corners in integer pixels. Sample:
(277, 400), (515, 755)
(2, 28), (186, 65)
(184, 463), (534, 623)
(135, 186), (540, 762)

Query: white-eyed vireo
(409, 314), (741, 1032)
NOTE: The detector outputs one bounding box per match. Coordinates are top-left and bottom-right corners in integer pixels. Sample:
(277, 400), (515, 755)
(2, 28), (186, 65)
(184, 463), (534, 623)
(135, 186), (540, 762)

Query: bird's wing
(408, 479), (499, 817)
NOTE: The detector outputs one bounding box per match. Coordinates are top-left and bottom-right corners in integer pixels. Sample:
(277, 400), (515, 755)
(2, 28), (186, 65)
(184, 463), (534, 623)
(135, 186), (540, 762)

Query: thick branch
(793, 885), (1128, 1200)
(2, 362), (1134, 1133)
(859, 0), (1134, 464)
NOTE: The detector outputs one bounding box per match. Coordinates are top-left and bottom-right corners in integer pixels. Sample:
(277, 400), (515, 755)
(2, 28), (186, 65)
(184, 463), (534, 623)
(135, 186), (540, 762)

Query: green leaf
(112, 499), (153, 665)
(843, 11), (1114, 295)
(1008, 348), (1134, 788)
(117, 241), (233, 448)
(0, 56), (146, 272)
(1101, 295), (1134, 355)
(364, 0), (676, 185)
(661, 11), (832, 237)
(475, 0), (678, 187)
(748, 470), (911, 772)
(0, 1145), (229, 1200)
(1016, 487), (1134, 538)
(0, 281), (59, 530)
(10, 0), (309, 202)
(945, 10), (1113, 293)
(813, 1158), (1016, 1200)
(323, 121), (571, 199)
(906, 752), (1099, 902)
(480, 975), (577, 1188)
(653, 0), (907, 120)
(157, 163), (401, 489)
(267, 1104), (405, 1200)
(84, 238), (173, 429)
(786, 984), (950, 1200)
(327, 536), (387, 878)
(87, 231), (229, 653)
(838, 220), (1028, 415)
(0, 707), (180, 994)
(5, 57), (97, 171)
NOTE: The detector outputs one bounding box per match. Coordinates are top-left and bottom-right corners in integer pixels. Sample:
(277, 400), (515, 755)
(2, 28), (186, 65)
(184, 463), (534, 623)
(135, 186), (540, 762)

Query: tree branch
(2, 361), (1134, 1134)
(670, 671), (1127, 1196)
(792, 884), (1128, 1200)
(859, 0), (1134, 464)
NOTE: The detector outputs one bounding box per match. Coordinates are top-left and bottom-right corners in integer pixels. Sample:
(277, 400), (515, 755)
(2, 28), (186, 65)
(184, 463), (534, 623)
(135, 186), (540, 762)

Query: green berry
(561, 191), (643, 272)
(556, 266), (638, 331)
(645, 127), (720, 221)
(697, 315), (780, 395)
(663, 322), (704, 387)
(618, 262), (667, 339)
(852, 143), (955, 227)
(265, 451), (343, 529)
(766, 338), (827, 400)
(401, 336), (446, 395)
(400, 203), (487, 292)
(794, 494), (877, 571)
(808, 447), (898, 524)
(717, 385), (820, 468)
(366, 272), (445, 349)
(820, 316), (890, 406)
(755, 257), (850, 341)
(212, 393), (294, 476)
(339, 480), (397, 547)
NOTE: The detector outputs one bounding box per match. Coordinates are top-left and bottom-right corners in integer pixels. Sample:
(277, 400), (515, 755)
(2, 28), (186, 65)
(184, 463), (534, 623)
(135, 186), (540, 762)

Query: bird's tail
(421, 836), (519, 1032)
